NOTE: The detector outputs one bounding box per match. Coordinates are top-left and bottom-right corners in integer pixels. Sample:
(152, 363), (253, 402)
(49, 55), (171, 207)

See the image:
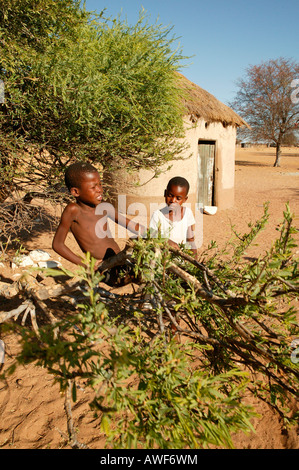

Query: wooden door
(197, 141), (215, 206)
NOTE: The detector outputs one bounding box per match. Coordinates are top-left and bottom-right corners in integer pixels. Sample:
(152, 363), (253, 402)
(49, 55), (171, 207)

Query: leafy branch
(1, 203), (298, 448)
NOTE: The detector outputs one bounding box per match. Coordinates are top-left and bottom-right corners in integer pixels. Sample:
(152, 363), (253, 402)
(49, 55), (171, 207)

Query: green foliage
(131, 203), (299, 408)
(10, 264), (255, 449)
(0, 0), (187, 182)
(5, 204), (298, 449)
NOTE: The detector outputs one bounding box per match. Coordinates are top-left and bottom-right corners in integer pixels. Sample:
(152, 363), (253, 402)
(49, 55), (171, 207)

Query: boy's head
(65, 161), (102, 206)
(65, 161), (98, 190)
(164, 176), (189, 207)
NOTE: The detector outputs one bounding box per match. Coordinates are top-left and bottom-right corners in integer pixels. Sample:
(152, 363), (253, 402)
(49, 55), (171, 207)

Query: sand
(0, 146), (298, 449)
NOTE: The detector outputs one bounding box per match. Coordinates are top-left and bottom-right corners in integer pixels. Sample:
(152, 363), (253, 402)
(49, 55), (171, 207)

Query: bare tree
(231, 58), (299, 166)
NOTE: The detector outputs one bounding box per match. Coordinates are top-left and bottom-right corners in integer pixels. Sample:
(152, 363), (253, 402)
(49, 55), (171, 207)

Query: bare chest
(71, 210), (111, 239)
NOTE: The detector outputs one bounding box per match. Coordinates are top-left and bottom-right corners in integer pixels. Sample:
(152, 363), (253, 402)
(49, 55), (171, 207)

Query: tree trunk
(274, 143), (281, 167)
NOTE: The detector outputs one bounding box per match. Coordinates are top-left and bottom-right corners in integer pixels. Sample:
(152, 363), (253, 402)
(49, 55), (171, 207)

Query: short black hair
(167, 176), (190, 194)
(65, 161), (98, 190)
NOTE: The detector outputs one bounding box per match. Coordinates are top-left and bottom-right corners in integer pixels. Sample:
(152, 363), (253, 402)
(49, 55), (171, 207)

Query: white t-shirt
(149, 206), (196, 245)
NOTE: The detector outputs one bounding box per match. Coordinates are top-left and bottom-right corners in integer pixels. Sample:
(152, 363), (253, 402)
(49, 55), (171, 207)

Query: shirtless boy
(52, 161), (143, 270)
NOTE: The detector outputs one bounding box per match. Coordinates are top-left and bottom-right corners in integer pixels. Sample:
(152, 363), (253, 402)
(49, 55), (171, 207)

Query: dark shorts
(99, 248), (136, 287)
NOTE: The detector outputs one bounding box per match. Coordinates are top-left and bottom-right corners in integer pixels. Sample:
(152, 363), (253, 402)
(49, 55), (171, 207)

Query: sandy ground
(0, 146), (298, 449)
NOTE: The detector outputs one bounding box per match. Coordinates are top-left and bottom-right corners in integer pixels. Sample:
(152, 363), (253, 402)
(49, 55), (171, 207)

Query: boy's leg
(99, 248), (139, 287)
(101, 248), (121, 286)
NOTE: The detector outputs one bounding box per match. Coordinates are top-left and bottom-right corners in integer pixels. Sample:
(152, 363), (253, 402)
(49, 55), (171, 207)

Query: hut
(106, 73), (247, 220)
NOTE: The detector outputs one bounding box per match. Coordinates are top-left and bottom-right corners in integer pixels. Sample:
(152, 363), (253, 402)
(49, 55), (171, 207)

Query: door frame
(197, 139), (217, 207)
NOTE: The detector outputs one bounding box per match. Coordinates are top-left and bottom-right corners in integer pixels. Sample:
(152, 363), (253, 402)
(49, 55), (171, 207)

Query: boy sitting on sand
(149, 176), (197, 258)
(52, 161), (144, 283)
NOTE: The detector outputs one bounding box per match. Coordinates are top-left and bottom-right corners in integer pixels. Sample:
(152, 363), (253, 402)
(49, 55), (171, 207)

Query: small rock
(29, 249), (50, 262)
(12, 255), (35, 268)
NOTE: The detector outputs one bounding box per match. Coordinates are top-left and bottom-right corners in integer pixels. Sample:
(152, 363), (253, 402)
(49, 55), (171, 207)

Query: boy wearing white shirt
(149, 176), (197, 258)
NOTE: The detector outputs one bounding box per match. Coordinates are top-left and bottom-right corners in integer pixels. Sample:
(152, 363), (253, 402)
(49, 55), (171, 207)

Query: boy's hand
(168, 239), (180, 250)
(93, 259), (102, 271)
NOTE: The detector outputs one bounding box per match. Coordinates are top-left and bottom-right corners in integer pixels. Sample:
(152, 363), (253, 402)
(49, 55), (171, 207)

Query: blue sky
(84, 0), (298, 106)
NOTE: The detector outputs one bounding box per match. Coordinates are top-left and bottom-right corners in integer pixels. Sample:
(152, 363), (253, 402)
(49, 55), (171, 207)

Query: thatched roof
(177, 73), (248, 127)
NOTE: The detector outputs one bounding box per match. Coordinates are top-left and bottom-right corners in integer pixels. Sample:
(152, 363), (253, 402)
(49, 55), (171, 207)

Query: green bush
(6, 204), (298, 449)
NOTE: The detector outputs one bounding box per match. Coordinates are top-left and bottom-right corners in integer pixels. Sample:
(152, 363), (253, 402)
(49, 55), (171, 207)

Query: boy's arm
(114, 210), (146, 237)
(187, 224), (198, 258)
(52, 204), (85, 266)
